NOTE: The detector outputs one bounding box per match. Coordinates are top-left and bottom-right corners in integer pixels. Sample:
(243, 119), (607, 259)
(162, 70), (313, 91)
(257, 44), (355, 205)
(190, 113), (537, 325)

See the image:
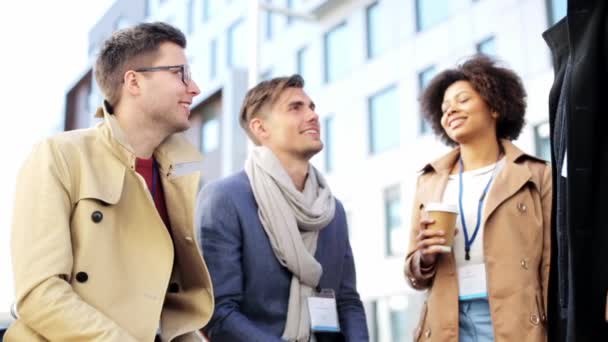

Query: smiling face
(135, 42), (201, 133)
(253, 87), (323, 162)
(440, 80), (498, 145)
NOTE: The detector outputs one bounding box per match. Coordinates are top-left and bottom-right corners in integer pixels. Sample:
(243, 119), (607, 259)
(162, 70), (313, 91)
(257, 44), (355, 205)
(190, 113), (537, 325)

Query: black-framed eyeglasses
(133, 64), (192, 85)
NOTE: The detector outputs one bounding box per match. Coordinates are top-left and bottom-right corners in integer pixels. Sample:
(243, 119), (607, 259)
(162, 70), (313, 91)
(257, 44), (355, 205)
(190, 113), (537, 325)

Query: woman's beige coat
(405, 140), (551, 342)
(6, 108), (213, 341)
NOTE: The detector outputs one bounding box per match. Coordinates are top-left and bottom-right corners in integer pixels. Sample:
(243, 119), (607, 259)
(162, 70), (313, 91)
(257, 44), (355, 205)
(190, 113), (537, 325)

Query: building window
(263, 0), (283, 41)
(415, 0), (449, 32)
(260, 69), (273, 81)
(369, 86), (399, 154)
(296, 46), (311, 85)
(366, 1), (388, 59)
(146, 0), (154, 17)
(418, 66), (436, 135)
(324, 115), (336, 172)
(476, 36), (496, 55)
(286, 0), (294, 25)
(389, 296), (410, 341)
(264, 0), (274, 40)
(201, 118), (220, 153)
(88, 78), (103, 115)
(114, 17), (131, 31)
(209, 39), (217, 80)
(534, 121), (551, 161)
(203, 0), (220, 22)
(323, 22), (350, 83)
(187, 0), (195, 34)
(345, 210), (354, 239)
(384, 185), (404, 256)
(547, 0), (566, 26)
(374, 295), (425, 341)
(227, 18), (247, 68)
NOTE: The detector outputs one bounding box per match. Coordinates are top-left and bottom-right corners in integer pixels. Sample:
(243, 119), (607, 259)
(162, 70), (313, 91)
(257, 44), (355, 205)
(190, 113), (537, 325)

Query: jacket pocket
(413, 301), (428, 341)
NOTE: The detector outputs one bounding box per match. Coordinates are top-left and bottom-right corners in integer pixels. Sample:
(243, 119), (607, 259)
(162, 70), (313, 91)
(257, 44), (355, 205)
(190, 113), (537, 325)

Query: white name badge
(458, 263), (488, 301)
(307, 289), (340, 333)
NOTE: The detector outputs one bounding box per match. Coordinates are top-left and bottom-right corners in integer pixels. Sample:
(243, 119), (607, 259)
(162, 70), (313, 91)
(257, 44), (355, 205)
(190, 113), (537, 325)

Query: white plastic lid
(425, 202), (458, 213)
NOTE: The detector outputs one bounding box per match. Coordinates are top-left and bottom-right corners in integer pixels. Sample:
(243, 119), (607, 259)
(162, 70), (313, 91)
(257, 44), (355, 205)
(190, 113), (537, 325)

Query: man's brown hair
(239, 74), (304, 144)
(94, 22), (186, 109)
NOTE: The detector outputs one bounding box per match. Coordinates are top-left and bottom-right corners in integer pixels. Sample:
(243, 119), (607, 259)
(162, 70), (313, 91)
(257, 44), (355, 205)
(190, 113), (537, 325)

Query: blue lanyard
(458, 157), (497, 261)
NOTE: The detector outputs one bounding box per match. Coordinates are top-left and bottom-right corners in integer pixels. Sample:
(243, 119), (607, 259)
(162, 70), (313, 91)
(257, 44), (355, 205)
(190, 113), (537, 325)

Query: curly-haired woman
(404, 55), (551, 342)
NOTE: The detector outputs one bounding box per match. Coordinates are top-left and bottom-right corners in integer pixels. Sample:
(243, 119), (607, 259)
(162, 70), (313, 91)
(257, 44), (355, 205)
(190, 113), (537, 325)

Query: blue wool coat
(196, 171), (368, 341)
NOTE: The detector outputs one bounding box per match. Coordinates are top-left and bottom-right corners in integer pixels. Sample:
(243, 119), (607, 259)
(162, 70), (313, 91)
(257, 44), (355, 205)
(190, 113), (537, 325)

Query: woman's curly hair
(420, 54), (527, 146)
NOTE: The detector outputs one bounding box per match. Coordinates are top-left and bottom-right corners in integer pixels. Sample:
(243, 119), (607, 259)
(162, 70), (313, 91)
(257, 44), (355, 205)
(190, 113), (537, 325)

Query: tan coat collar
(422, 139), (540, 174)
(420, 139), (545, 225)
(94, 104), (203, 175)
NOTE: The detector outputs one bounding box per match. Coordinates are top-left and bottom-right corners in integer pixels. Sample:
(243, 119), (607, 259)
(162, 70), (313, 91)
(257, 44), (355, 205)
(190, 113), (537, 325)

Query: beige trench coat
(405, 140), (551, 342)
(6, 107), (213, 341)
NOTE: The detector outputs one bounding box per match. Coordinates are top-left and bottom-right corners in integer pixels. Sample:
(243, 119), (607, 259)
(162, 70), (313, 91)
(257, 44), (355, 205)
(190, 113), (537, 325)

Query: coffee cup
(424, 202), (459, 253)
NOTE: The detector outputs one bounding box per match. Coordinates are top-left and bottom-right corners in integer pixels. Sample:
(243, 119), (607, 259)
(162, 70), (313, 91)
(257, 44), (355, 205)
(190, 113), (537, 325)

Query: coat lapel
(422, 148), (460, 206)
(482, 161), (531, 226)
(482, 140), (537, 226)
(423, 140), (541, 228)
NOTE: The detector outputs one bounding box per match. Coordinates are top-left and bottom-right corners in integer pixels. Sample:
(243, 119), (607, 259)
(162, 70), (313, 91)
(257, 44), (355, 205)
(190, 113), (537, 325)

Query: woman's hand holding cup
(416, 203), (459, 267)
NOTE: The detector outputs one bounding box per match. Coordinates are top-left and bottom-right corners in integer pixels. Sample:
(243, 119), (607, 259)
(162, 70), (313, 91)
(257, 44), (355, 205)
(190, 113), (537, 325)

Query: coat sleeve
(539, 164), (553, 316)
(10, 140), (137, 341)
(404, 175), (436, 290)
(197, 183), (284, 342)
(335, 214), (369, 341)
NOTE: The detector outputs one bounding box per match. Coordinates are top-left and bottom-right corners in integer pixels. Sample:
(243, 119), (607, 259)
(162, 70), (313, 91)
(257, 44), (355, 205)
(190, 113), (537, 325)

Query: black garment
(543, 0), (608, 340)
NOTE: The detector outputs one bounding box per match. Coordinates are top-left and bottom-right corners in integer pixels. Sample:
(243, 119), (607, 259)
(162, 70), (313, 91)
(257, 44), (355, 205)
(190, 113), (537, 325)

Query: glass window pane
(324, 115), (335, 172)
(227, 19), (247, 68)
(416, 0), (450, 31)
(297, 46), (312, 86)
(286, 0), (294, 25)
(203, 0), (221, 21)
(324, 22), (351, 83)
(418, 66), (436, 134)
(535, 122), (551, 161)
(209, 39), (217, 80)
(264, 0), (274, 40)
(201, 118), (220, 153)
(260, 69), (273, 81)
(384, 185), (404, 256)
(389, 296), (412, 341)
(548, 0), (566, 25)
(366, 1), (389, 59)
(369, 86), (400, 154)
(476, 36), (496, 55)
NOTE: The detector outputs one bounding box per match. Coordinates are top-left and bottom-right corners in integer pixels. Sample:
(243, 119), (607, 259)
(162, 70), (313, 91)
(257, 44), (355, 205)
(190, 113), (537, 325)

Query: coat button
(184, 236), (194, 244)
(520, 259), (528, 269)
(530, 313), (540, 325)
(75, 272), (88, 283)
(517, 202), (527, 213)
(91, 211), (103, 223)
(168, 282), (180, 293)
(425, 328), (431, 338)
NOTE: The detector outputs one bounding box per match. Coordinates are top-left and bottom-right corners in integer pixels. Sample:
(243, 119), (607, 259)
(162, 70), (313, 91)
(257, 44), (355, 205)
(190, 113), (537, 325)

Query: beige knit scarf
(245, 146), (336, 342)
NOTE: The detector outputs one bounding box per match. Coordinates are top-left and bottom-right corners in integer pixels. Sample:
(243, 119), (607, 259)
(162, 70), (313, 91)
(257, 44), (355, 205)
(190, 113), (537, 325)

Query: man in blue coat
(196, 74), (368, 341)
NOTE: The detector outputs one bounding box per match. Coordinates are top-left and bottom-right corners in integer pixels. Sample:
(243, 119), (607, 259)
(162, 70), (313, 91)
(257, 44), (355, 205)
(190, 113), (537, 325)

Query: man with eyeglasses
(6, 22), (213, 341)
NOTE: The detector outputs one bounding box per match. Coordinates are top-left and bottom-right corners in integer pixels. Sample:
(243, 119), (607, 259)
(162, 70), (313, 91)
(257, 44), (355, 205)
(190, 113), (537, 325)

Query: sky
(0, 0), (116, 316)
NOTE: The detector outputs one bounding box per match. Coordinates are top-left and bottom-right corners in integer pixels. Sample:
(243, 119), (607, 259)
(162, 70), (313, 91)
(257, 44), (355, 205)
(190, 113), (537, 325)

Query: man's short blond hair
(239, 74), (304, 144)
